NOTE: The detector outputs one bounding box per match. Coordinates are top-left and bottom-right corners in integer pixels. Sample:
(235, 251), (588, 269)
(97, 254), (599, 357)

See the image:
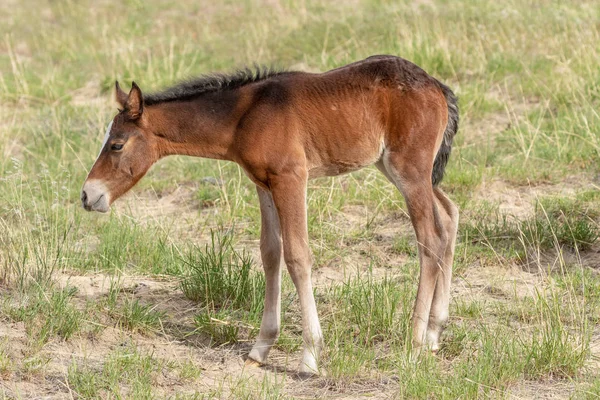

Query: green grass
(322, 269), (414, 378)
(180, 230), (266, 344)
(118, 298), (165, 334)
(0, 339), (14, 379)
(1, 0), (600, 397)
(68, 345), (173, 399)
(462, 194), (600, 258)
(3, 286), (82, 345)
(180, 231), (264, 311)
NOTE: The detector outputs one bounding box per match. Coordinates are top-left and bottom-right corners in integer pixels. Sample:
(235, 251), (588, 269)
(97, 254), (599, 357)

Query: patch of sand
(473, 174), (594, 219)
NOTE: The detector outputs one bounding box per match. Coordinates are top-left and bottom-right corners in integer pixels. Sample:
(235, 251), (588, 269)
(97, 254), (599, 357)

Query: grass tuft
(4, 286), (82, 344)
(119, 298), (165, 334)
(180, 230), (265, 344)
(68, 345), (172, 399)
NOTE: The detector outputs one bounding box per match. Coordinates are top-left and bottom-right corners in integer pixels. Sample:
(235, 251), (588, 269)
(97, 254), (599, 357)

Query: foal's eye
(111, 143), (124, 151)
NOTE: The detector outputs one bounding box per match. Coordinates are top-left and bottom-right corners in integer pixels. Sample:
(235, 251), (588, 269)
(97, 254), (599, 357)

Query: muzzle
(81, 180), (110, 213)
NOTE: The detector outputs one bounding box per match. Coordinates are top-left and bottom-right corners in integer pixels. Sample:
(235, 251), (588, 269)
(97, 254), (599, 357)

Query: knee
(260, 237), (282, 269)
(284, 252), (312, 282)
(447, 203), (459, 232)
(260, 326), (280, 340)
(434, 189), (459, 233)
(430, 310), (449, 327)
(419, 230), (448, 260)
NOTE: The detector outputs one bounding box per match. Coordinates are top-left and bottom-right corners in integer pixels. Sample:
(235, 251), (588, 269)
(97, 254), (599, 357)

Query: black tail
(432, 80), (459, 186)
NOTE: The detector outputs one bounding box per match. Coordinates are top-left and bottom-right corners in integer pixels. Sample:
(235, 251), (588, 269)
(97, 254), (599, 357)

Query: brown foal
(81, 55), (459, 375)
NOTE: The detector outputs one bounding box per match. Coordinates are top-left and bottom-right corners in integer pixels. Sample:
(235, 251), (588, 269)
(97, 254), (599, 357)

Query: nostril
(81, 190), (88, 204)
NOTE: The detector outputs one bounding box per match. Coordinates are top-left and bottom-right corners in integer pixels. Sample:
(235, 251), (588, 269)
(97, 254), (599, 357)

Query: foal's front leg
(247, 187), (283, 365)
(270, 171), (323, 375)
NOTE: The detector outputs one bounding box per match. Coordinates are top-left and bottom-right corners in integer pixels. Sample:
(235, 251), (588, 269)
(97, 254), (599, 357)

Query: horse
(81, 55), (459, 376)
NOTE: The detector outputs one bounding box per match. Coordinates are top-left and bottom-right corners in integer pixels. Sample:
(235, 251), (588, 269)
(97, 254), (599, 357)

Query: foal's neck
(146, 92), (246, 161)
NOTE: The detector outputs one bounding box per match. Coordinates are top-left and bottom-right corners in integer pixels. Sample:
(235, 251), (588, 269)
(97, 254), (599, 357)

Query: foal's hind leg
(248, 187), (283, 365)
(378, 155), (448, 349)
(425, 187), (459, 351)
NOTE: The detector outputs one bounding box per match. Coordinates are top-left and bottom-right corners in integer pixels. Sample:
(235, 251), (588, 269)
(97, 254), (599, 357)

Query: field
(1, 0), (600, 398)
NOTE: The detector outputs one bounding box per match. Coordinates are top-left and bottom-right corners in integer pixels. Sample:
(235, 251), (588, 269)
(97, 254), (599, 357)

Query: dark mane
(144, 67), (296, 106)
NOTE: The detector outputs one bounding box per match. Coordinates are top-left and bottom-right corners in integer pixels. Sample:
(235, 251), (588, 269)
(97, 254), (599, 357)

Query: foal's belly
(308, 163), (365, 178)
(307, 138), (385, 179)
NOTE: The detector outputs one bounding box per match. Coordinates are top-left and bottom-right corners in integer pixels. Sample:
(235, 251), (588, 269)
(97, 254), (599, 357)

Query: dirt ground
(2, 174), (599, 399)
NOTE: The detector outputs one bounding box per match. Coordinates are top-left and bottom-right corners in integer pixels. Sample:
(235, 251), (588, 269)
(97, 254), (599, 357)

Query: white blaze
(95, 120), (113, 162)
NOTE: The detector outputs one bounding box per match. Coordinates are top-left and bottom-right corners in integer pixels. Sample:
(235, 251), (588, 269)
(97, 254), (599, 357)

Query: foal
(81, 55), (459, 375)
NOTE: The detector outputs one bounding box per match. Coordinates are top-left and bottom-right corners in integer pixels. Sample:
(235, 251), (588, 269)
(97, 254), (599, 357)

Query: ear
(115, 81), (128, 108)
(125, 81), (144, 119)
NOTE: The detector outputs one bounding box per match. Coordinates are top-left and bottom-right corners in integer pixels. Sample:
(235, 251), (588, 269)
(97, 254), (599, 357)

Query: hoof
(411, 343), (439, 362)
(244, 358), (263, 368)
(296, 367), (327, 379)
(410, 344), (427, 361)
(297, 371), (318, 380)
(298, 360), (324, 378)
